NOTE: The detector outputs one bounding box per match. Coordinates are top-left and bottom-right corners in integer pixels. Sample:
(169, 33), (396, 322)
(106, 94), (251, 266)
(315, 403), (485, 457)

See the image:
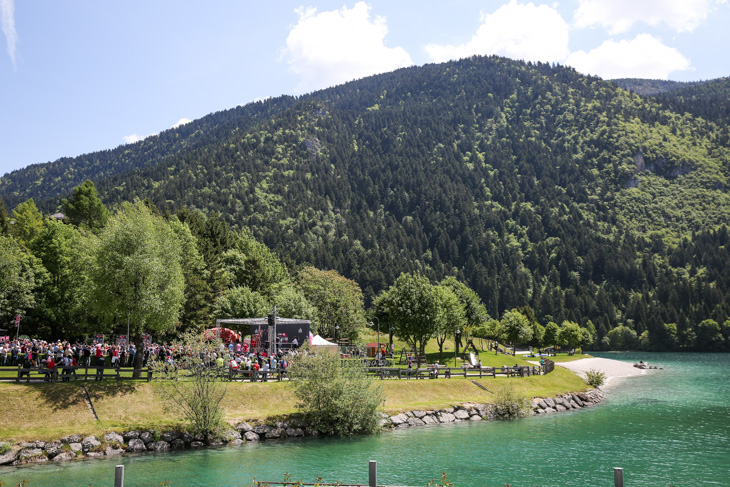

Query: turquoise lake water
(1, 352), (729, 487)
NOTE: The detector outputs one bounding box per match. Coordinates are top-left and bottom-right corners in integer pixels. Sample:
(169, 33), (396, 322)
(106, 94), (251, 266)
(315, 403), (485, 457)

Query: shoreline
(556, 357), (648, 389)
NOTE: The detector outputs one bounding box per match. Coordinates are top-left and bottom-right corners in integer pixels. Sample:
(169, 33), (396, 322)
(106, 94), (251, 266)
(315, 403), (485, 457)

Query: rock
(407, 418), (426, 427)
(69, 442), (83, 453)
(544, 397), (556, 408)
(443, 407), (455, 413)
(236, 422), (253, 432)
(572, 395), (584, 407)
(105, 446), (124, 457)
(207, 439), (225, 447)
(421, 415), (438, 425)
(126, 439), (147, 452)
(265, 428), (285, 439)
(275, 421), (289, 429)
(16, 448), (47, 465)
(286, 428), (304, 437)
(181, 432), (194, 443)
(438, 412), (455, 424)
(21, 441), (45, 449)
(555, 404), (567, 412)
(470, 415), (482, 421)
(412, 410), (427, 418)
(190, 441), (205, 448)
(52, 452), (74, 462)
(535, 408), (546, 414)
(253, 425), (272, 435)
(122, 431), (140, 441)
(569, 401), (579, 409)
(378, 418), (390, 428)
(453, 409), (470, 420)
(578, 392), (589, 402)
(82, 436), (101, 452)
(537, 400), (548, 409)
(223, 429), (242, 441)
(104, 432), (124, 444)
(389, 413), (408, 425)
(170, 439), (186, 450)
(44, 440), (63, 458)
(0, 445), (20, 466)
(243, 431), (260, 442)
(161, 431), (180, 442)
(304, 428), (319, 437)
(86, 452), (104, 458)
(405, 411), (414, 418)
(139, 431), (154, 444)
(228, 439), (244, 446)
(61, 434), (81, 444)
(396, 423), (409, 429)
(148, 441), (170, 452)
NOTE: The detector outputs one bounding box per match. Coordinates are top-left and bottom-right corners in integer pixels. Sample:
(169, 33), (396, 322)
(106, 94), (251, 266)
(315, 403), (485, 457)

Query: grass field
(0, 338), (591, 442)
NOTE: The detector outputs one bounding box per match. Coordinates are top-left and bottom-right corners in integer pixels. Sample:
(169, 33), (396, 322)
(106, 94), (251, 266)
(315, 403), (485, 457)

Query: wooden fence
(0, 365), (153, 383)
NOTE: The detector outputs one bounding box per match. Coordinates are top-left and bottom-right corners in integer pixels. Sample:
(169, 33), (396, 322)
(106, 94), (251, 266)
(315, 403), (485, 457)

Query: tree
(151, 332), (228, 438)
(169, 218), (211, 332)
(500, 309), (533, 356)
(441, 276), (489, 353)
(0, 198), (9, 236)
(543, 321), (560, 352)
(272, 285), (317, 321)
(297, 266), (365, 342)
(214, 285), (271, 319)
(695, 319), (724, 351)
(374, 272), (438, 367)
(91, 200), (185, 340)
(10, 198), (44, 245)
(222, 230), (289, 297)
(289, 346), (384, 436)
(432, 284), (466, 361)
(61, 180), (110, 231)
(0, 235), (45, 328)
(559, 320), (588, 353)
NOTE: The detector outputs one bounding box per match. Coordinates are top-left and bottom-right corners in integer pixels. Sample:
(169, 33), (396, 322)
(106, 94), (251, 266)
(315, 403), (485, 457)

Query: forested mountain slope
(2, 56), (729, 349)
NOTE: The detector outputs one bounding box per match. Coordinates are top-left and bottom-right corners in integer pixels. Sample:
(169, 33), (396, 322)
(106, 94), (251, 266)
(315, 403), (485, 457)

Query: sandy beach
(556, 357), (647, 388)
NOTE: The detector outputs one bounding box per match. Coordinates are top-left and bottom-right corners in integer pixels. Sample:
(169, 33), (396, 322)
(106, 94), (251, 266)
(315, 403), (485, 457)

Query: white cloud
(425, 0), (570, 64)
(0, 0), (18, 70)
(122, 132), (157, 144)
(565, 34), (692, 79)
(283, 2), (412, 93)
(574, 0), (721, 34)
(171, 118), (192, 129)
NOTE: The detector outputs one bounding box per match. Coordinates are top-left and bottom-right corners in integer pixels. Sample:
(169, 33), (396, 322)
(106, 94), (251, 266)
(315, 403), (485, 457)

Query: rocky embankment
(0, 389), (602, 467)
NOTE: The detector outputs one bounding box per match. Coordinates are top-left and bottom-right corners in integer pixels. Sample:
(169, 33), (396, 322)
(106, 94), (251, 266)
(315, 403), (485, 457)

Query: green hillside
(2, 56), (729, 351)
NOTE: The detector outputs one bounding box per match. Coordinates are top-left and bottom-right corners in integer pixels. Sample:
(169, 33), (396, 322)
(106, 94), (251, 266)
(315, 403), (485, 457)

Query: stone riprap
(0, 389), (603, 466)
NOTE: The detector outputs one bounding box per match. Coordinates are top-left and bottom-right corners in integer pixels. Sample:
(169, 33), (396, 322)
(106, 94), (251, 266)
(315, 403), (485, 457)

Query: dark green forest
(2, 55), (730, 351)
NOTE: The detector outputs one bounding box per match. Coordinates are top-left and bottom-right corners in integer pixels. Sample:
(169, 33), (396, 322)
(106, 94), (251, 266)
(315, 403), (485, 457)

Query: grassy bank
(0, 365), (587, 442)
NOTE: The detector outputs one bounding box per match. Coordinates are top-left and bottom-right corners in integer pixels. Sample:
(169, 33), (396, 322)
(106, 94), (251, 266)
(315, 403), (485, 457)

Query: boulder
(236, 422), (253, 433)
(139, 431), (154, 444)
(223, 429), (242, 441)
(253, 424), (272, 435)
(17, 448), (47, 465)
(61, 434), (81, 444)
(122, 431), (140, 441)
(412, 410), (427, 418)
(453, 409), (470, 420)
(44, 440), (63, 458)
(69, 442), (83, 453)
(190, 441), (205, 448)
(181, 432), (194, 443)
(105, 446), (124, 457)
(407, 418), (426, 427)
(228, 439), (244, 446)
(537, 400), (548, 410)
(544, 397), (556, 408)
(125, 439), (147, 452)
(265, 428), (285, 439)
(286, 428), (304, 437)
(81, 436), (101, 452)
(148, 441), (170, 452)
(438, 412), (456, 424)
(0, 445), (20, 466)
(304, 428), (319, 437)
(52, 452), (74, 463)
(104, 432), (124, 444)
(569, 401), (579, 409)
(170, 439), (186, 450)
(86, 452), (104, 458)
(421, 415), (438, 425)
(469, 415), (482, 421)
(207, 439), (225, 447)
(572, 395), (584, 407)
(555, 404), (567, 412)
(442, 407), (455, 413)
(389, 413), (408, 425)
(21, 441), (45, 449)
(577, 392), (589, 402)
(405, 411), (414, 418)
(161, 431), (180, 442)
(243, 431), (260, 442)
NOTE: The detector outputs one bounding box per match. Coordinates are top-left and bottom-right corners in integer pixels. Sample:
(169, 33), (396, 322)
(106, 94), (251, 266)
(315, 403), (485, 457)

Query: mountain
(2, 55), (729, 350)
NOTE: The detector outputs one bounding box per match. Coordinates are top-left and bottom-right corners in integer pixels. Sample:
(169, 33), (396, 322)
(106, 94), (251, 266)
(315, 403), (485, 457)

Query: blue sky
(1, 0), (729, 177)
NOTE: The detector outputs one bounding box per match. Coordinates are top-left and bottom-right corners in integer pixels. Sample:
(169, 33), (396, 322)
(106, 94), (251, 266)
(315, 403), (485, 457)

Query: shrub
(493, 382), (529, 420)
(289, 347), (384, 436)
(585, 368), (606, 388)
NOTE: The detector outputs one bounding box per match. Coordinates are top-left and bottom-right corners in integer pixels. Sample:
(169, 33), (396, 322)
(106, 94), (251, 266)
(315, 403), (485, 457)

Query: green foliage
(500, 309), (533, 355)
(0, 235), (45, 326)
(61, 180), (109, 231)
(605, 325), (639, 350)
(91, 200), (185, 336)
(557, 321), (587, 352)
(289, 347), (384, 437)
(10, 199), (44, 245)
(432, 284), (466, 360)
(585, 368), (607, 388)
(272, 285), (317, 321)
(492, 382), (529, 420)
(214, 285), (271, 319)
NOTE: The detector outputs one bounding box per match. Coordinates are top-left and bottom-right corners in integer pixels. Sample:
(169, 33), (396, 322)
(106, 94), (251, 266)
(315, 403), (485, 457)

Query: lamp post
(335, 325), (339, 342)
(370, 317), (380, 354)
(455, 329), (460, 368)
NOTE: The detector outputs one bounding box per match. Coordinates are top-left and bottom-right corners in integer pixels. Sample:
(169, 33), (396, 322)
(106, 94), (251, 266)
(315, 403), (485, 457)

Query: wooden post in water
(614, 467), (624, 487)
(115, 465), (125, 487)
(369, 460), (377, 487)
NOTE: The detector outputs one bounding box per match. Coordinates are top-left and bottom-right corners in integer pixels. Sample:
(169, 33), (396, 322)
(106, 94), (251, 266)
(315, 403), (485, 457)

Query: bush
(585, 368), (606, 388)
(289, 347), (384, 436)
(493, 383), (529, 420)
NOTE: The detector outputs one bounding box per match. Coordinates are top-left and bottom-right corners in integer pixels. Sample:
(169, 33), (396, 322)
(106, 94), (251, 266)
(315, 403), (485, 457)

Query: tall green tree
(500, 309), (533, 356)
(10, 198), (45, 246)
(61, 180), (110, 231)
(214, 285), (271, 319)
(558, 320), (588, 354)
(0, 235), (46, 328)
(91, 200), (185, 340)
(296, 266), (365, 342)
(432, 284), (466, 361)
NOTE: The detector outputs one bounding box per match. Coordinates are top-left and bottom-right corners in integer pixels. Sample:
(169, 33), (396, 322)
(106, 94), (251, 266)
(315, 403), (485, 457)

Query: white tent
(310, 334), (337, 347)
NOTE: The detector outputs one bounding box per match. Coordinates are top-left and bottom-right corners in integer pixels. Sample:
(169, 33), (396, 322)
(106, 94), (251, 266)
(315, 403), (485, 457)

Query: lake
(1, 352), (729, 486)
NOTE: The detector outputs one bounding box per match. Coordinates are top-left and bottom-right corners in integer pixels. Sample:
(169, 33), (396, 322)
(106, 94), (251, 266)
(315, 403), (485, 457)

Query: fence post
(114, 464), (124, 487)
(614, 467), (624, 487)
(369, 460), (377, 487)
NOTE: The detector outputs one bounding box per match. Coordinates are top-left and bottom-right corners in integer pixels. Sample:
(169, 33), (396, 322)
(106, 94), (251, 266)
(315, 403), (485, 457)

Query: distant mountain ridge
(2, 56), (729, 348)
